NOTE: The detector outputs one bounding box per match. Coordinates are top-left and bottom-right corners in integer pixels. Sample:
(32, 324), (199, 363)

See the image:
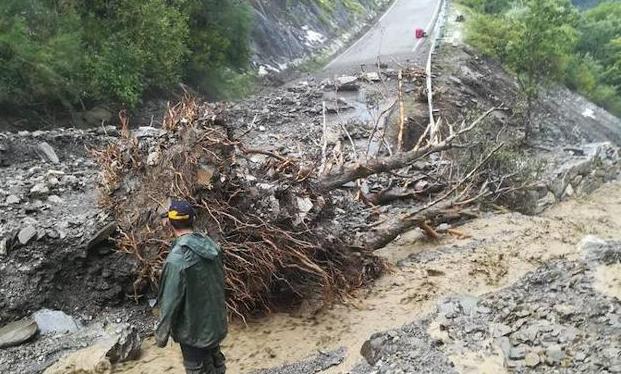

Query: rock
(336, 76), (359, 91)
(32, 309), (80, 335)
(536, 191), (556, 213)
(44, 342), (113, 374)
(574, 352), (587, 362)
(545, 344), (564, 365)
(0, 238), (7, 257)
(579, 235), (620, 264)
(86, 222), (117, 250)
(30, 183), (50, 198)
(0, 318), (38, 348)
(6, 194), (20, 204)
(105, 323), (141, 363)
(362, 72), (381, 82)
(146, 151), (160, 166)
(43, 323), (140, 373)
(436, 223), (451, 233)
(510, 344), (528, 360)
(491, 323), (512, 338)
(525, 352), (540, 367)
(18, 225), (37, 245)
(37, 142), (59, 164)
(360, 335), (387, 365)
(47, 195), (63, 205)
(563, 183), (575, 198)
(133, 127), (164, 139)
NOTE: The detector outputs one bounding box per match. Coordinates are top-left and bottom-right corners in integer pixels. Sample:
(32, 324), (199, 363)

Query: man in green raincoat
(156, 200), (228, 374)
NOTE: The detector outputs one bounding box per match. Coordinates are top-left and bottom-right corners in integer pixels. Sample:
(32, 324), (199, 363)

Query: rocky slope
(356, 237), (621, 373)
(250, 0), (392, 73)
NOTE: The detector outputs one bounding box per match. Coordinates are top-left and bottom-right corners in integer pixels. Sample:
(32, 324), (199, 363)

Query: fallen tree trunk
(319, 108), (498, 191)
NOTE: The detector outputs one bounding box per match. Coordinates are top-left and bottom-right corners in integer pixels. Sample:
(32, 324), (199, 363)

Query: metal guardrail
(426, 0), (447, 144)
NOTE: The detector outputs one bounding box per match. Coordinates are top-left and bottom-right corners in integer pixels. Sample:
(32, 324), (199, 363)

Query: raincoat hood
(175, 233), (219, 265)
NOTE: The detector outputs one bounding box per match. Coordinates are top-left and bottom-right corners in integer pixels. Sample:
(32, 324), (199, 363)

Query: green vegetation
(462, 0), (621, 128)
(0, 0), (252, 109)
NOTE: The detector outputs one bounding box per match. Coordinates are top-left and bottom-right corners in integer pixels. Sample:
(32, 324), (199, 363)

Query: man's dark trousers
(181, 344), (226, 374)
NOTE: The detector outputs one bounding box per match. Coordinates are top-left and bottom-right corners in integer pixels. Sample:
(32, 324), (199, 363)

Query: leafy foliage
(463, 0), (621, 119)
(0, 0), (252, 108)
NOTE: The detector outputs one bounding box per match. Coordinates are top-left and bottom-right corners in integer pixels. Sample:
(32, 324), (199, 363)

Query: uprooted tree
(93, 94), (512, 319)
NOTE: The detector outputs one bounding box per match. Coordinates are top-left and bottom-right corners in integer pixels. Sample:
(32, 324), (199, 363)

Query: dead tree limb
(319, 107), (498, 191)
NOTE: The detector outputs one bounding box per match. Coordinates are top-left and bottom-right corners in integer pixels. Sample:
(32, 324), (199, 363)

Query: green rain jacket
(155, 233), (228, 348)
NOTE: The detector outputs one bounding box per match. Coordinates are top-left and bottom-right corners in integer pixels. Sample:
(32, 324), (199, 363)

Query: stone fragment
(86, 222), (117, 250)
(336, 76), (359, 91)
(362, 72), (381, 82)
(6, 194), (20, 204)
(37, 142), (59, 164)
(146, 151), (160, 166)
(105, 323), (141, 363)
(360, 335), (387, 365)
(525, 352), (540, 367)
(18, 225), (37, 245)
(546, 344), (564, 365)
(0, 318), (38, 348)
(0, 238), (7, 256)
(33, 309), (80, 335)
(510, 344), (528, 360)
(47, 195), (63, 204)
(133, 127), (164, 139)
(30, 183), (50, 198)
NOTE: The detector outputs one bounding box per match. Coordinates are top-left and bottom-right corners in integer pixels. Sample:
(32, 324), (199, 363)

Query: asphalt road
(325, 0), (441, 71)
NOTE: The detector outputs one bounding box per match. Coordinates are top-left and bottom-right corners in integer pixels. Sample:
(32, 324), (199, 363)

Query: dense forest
(0, 0), (252, 110)
(462, 0), (621, 118)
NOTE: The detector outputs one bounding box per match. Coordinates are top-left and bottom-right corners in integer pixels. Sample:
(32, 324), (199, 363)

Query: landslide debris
(93, 97), (386, 318)
(355, 237), (621, 373)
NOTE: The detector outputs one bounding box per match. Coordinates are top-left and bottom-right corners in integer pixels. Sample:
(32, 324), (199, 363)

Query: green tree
(180, 0), (252, 98)
(508, 0), (578, 140)
(0, 0), (84, 108)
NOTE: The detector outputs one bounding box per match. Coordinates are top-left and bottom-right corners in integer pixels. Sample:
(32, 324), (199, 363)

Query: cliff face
(249, 0), (391, 72)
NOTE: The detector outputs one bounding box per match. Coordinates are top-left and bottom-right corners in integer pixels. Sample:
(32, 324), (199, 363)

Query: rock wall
(249, 0), (392, 73)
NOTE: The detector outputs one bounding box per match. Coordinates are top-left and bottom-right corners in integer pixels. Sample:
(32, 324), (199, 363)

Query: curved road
(325, 0), (441, 71)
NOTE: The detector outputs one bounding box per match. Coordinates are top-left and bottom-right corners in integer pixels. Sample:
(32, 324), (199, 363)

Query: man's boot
(183, 360), (206, 374)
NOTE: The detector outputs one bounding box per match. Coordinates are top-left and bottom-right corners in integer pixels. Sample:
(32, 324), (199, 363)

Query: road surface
(325, 0), (441, 71)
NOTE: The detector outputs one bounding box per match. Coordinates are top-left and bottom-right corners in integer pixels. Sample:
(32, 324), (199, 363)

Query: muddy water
(114, 181), (621, 374)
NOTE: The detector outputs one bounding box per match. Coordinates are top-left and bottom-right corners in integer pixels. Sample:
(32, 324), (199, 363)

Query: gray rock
(546, 344), (564, 365)
(574, 352), (587, 362)
(0, 318), (38, 348)
(580, 235), (619, 264)
(47, 195), (62, 205)
(86, 222), (118, 250)
(37, 142), (59, 164)
(336, 76), (359, 91)
(30, 183), (50, 198)
(105, 324), (141, 363)
(32, 309), (80, 335)
(18, 225), (37, 245)
(510, 344), (528, 360)
(360, 335), (387, 365)
(6, 194), (20, 204)
(146, 151), (160, 166)
(525, 352), (540, 367)
(0, 238), (7, 257)
(133, 127), (164, 139)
